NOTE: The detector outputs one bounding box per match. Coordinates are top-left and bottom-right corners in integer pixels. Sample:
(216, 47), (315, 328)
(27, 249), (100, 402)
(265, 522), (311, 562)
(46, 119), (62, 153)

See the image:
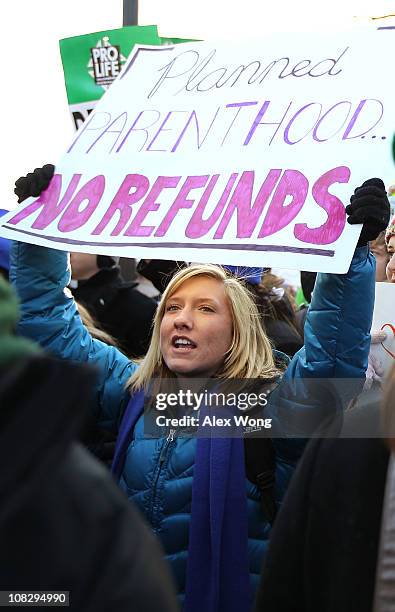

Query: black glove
(14, 164), (55, 204)
(346, 178), (390, 247)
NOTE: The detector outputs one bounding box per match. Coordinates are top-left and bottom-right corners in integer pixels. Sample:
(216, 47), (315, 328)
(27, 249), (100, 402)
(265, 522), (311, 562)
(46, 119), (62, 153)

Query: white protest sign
(370, 282), (395, 378)
(1, 29), (394, 271)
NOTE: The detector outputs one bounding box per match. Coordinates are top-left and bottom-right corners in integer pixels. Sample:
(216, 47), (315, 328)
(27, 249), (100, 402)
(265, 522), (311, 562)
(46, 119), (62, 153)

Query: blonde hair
(128, 264), (280, 391)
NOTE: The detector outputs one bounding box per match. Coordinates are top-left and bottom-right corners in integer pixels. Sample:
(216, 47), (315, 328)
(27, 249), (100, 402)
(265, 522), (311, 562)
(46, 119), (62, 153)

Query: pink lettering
(185, 174), (238, 238)
(258, 170), (308, 238)
(58, 176), (106, 232)
(155, 176), (209, 237)
(125, 176), (181, 237)
(294, 166), (350, 244)
(214, 170), (282, 239)
(92, 174), (149, 236)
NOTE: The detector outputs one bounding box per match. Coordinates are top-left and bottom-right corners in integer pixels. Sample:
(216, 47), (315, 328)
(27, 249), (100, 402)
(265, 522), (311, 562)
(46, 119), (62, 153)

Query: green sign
(59, 25), (195, 129)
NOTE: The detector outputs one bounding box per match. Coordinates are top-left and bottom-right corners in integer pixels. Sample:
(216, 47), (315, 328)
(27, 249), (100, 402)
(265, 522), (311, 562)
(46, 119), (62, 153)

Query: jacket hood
(0, 356), (96, 523)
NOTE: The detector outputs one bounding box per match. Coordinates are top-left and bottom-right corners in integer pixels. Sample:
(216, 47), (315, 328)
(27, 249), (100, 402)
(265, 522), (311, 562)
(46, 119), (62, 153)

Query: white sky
(140, 0), (394, 38)
(2, 0), (394, 210)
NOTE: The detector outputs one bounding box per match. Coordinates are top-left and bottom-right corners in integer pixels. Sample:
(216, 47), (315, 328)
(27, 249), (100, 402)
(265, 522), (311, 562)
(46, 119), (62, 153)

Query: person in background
(69, 251), (157, 358)
(254, 269), (303, 358)
(371, 230), (391, 282)
(137, 258), (186, 295)
(14, 166), (158, 359)
(76, 301), (117, 347)
(0, 277), (178, 612)
(226, 266), (303, 357)
(254, 361), (395, 612)
(385, 217), (395, 282)
(364, 220), (393, 388)
(387, 183), (395, 217)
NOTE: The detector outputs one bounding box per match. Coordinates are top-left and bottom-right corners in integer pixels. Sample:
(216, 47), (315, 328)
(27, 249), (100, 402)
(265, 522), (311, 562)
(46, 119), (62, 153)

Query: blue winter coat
(10, 243), (375, 601)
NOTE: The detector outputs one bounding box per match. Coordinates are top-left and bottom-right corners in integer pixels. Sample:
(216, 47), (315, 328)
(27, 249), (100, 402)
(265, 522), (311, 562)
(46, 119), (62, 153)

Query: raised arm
(286, 243), (375, 381)
(270, 178), (390, 445)
(10, 241), (137, 432)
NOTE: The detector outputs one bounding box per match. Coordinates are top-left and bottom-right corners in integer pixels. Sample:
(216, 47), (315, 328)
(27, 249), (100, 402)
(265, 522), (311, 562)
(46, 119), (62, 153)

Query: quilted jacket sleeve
(10, 242), (138, 432)
(269, 245), (375, 460)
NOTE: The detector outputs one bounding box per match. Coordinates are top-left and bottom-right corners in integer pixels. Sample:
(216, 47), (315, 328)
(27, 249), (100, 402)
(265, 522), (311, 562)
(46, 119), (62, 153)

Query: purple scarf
(112, 395), (251, 612)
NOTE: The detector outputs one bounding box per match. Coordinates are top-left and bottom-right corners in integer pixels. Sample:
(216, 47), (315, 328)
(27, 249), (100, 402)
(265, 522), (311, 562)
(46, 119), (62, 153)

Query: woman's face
(160, 275), (233, 378)
(371, 241), (390, 282)
(386, 236), (395, 283)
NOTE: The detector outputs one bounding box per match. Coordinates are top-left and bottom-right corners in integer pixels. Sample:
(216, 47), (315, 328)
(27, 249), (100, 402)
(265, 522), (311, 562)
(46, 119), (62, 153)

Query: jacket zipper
(149, 429), (177, 527)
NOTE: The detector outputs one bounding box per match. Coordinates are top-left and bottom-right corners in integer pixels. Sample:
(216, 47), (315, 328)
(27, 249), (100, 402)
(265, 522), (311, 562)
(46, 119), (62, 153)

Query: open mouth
(172, 336), (197, 350)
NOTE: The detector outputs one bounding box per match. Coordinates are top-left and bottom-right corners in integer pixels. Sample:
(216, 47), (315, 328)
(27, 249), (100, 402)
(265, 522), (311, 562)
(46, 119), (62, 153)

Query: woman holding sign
(9, 173), (389, 612)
